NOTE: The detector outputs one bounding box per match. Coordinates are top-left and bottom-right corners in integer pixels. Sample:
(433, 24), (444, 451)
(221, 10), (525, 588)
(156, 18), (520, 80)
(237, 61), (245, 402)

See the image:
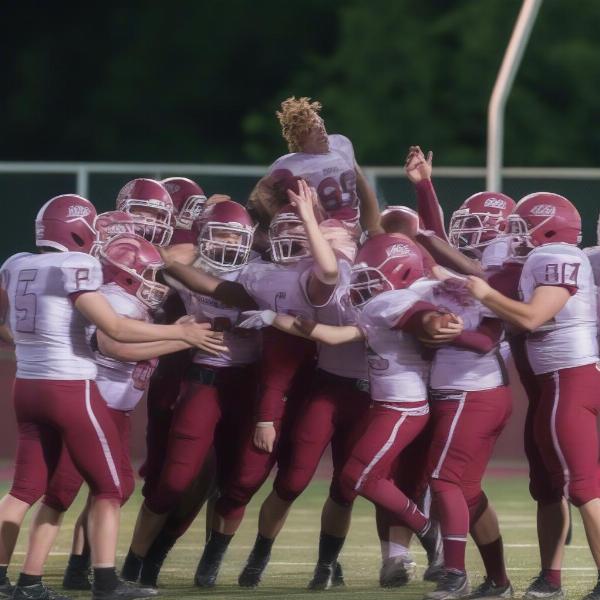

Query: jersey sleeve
(360, 290), (421, 330)
(329, 134), (356, 164)
(101, 288), (145, 320)
(61, 253), (103, 294)
(526, 250), (583, 294)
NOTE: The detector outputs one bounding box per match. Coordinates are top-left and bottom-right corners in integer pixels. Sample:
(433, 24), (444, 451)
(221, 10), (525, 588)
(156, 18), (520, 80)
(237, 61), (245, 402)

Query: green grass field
(3, 475), (597, 599)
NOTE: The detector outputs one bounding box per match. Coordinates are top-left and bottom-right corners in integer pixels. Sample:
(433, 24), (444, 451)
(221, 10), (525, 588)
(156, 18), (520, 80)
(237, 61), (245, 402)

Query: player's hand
(180, 321), (228, 355)
(404, 146), (433, 183)
(159, 243), (198, 267)
(420, 312), (464, 345)
(253, 423), (277, 453)
(466, 276), (493, 301)
(287, 179), (318, 224)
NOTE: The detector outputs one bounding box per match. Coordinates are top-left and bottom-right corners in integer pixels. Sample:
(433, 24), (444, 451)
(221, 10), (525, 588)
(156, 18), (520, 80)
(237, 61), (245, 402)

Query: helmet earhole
(72, 233), (85, 247)
(545, 230), (555, 238)
(402, 268), (411, 281)
(126, 277), (133, 285)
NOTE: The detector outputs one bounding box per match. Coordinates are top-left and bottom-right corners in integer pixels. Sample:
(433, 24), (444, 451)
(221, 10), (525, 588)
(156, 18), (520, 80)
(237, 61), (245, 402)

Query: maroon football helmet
(448, 192), (515, 254)
(349, 233), (424, 307)
(380, 205), (421, 237)
(161, 177), (207, 230)
(116, 178), (174, 246)
(91, 211), (139, 257)
(269, 203), (311, 263)
(506, 192), (581, 248)
(35, 194), (97, 253)
(99, 233), (169, 309)
(197, 200), (255, 272)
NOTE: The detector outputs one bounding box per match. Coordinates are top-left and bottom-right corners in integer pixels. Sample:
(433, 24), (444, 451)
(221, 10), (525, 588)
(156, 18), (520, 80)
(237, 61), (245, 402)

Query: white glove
(237, 310), (277, 329)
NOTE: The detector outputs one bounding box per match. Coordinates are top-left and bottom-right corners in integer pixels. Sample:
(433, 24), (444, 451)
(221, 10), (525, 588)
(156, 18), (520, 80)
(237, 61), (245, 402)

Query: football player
(247, 96), (381, 240)
(0, 195), (225, 600)
(467, 193), (600, 600)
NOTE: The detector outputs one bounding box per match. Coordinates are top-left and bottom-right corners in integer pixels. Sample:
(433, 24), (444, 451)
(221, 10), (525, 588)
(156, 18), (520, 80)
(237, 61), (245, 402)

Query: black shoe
(522, 574), (564, 600)
(582, 580), (600, 600)
(62, 566), (91, 591)
(308, 562), (336, 590)
(238, 549), (271, 588)
(379, 556), (417, 587)
(92, 580), (158, 600)
(0, 579), (13, 599)
(11, 583), (72, 600)
(419, 522), (445, 582)
(468, 577), (513, 598)
(194, 551), (225, 588)
(425, 569), (470, 600)
(121, 551), (143, 584)
(331, 562), (345, 587)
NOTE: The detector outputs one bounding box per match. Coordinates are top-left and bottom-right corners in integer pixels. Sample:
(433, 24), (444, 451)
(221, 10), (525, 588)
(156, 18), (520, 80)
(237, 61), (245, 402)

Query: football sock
(542, 568), (561, 588)
(317, 533), (345, 565)
(67, 550), (91, 571)
(204, 531), (234, 562)
(145, 529), (177, 566)
(388, 541), (411, 559)
(0, 565), (7, 585)
(442, 537), (467, 573)
(252, 533), (274, 558)
(93, 567), (119, 592)
(121, 549), (143, 581)
(17, 573), (42, 587)
(477, 537), (508, 586)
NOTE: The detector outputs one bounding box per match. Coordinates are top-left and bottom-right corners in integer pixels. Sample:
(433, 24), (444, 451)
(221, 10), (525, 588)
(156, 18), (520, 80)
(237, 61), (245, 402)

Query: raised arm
(405, 146), (448, 242)
(467, 276), (571, 332)
(355, 163), (384, 236)
(416, 232), (485, 277)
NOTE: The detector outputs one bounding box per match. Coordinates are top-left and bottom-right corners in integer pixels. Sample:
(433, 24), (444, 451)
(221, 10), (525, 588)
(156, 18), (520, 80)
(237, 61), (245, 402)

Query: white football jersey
(0, 252), (102, 379)
(429, 283), (506, 392)
(177, 266), (261, 368)
(269, 134), (358, 221)
(239, 258), (316, 319)
(357, 279), (438, 405)
(94, 283), (155, 412)
(520, 243), (598, 374)
(315, 259), (368, 379)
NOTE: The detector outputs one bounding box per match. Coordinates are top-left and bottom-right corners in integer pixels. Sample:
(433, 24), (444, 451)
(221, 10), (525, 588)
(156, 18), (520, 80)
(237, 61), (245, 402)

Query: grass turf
(3, 475), (597, 599)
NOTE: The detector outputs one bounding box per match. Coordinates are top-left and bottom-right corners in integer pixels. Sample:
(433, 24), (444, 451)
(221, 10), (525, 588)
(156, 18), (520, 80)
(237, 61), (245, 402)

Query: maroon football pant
(145, 364), (257, 515)
(339, 403), (430, 533)
(423, 387), (512, 566)
(272, 370), (370, 505)
(214, 359), (316, 521)
(10, 379), (122, 505)
(42, 408), (134, 512)
(534, 363), (600, 507)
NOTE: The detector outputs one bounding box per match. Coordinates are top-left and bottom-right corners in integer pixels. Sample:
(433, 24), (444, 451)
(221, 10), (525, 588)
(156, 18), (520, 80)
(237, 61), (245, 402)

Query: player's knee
(467, 491), (488, 525)
(42, 487), (79, 513)
(9, 485), (44, 507)
(120, 476), (135, 507)
(430, 477), (459, 495)
(274, 470), (312, 502)
(329, 480), (354, 507)
(567, 479), (598, 507)
(529, 477), (562, 505)
(214, 497), (247, 521)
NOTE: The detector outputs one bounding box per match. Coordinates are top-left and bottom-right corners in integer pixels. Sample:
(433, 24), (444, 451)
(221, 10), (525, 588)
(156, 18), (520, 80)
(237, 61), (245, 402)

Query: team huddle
(0, 96), (599, 600)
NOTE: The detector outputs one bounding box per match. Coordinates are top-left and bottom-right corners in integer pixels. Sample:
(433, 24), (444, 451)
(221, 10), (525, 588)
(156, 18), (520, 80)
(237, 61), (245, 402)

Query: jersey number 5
(15, 269), (38, 333)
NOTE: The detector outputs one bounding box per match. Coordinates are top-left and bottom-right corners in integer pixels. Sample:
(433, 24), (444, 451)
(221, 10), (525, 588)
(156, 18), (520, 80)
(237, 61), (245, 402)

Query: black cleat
(331, 562), (345, 587)
(419, 521), (445, 582)
(139, 560), (161, 589)
(308, 563), (335, 590)
(92, 580), (158, 600)
(62, 566), (91, 591)
(379, 556), (417, 587)
(121, 551), (143, 584)
(11, 583), (72, 600)
(425, 569), (470, 600)
(194, 552), (224, 588)
(582, 580), (600, 600)
(467, 577), (513, 598)
(0, 579), (13, 599)
(522, 574), (564, 600)
(238, 549), (271, 588)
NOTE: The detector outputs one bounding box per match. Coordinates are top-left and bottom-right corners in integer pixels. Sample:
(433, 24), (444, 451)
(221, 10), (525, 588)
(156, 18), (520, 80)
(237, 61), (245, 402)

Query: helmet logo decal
(385, 242), (411, 258)
(68, 205), (91, 218)
(530, 204), (556, 217)
(483, 198), (506, 209)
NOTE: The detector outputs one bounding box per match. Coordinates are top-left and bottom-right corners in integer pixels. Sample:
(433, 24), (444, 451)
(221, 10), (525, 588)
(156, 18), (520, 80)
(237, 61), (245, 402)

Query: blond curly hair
(276, 96), (323, 152)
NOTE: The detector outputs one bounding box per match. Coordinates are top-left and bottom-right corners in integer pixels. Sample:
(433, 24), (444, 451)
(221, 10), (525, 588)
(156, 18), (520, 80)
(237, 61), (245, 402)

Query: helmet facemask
(122, 200), (173, 246)
(176, 194), (207, 230)
(448, 209), (505, 255)
(198, 223), (252, 272)
(269, 214), (310, 264)
(348, 265), (393, 307)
